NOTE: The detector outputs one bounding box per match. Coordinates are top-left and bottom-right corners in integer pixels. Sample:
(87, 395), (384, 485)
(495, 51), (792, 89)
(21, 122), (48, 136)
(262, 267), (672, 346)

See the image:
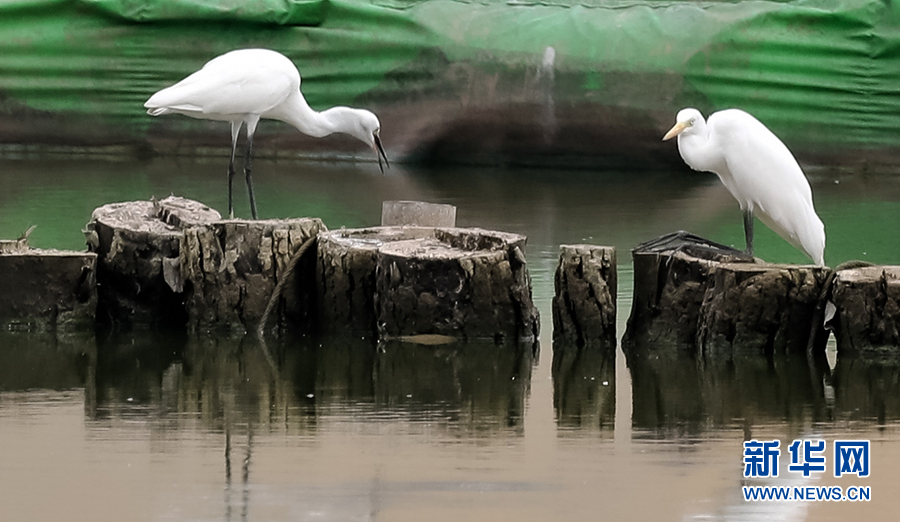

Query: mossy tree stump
(317, 226), (539, 342)
(181, 218), (325, 334)
(85, 196), (220, 329)
(552, 245), (616, 351)
(831, 266), (900, 355)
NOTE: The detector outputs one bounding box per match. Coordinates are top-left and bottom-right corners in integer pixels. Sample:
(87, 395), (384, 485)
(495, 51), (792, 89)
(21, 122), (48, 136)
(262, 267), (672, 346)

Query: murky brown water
(1, 155), (900, 521)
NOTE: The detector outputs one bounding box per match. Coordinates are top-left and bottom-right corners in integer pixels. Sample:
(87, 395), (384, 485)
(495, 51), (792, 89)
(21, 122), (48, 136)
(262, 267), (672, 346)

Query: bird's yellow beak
(662, 121), (689, 141)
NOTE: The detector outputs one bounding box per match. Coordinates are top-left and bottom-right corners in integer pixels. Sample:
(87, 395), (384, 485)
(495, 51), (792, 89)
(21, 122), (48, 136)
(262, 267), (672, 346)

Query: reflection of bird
(145, 48), (389, 219)
(663, 108), (825, 266)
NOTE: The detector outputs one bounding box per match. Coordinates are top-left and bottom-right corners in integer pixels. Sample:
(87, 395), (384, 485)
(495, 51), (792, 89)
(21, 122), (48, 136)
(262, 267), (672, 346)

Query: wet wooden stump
(318, 227), (434, 335)
(85, 196), (220, 328)
(831, 266), (900, 355)
(697, 262), (830, 355)
(623, 232), (828, 356)
(552, 245), (617, 350)
(0, 246), (96, 332)
(318, 226), (539, 342)
(181, 217), (325, 334)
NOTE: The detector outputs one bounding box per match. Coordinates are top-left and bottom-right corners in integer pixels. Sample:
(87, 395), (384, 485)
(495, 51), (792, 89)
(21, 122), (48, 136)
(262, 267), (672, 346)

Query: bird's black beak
(374, 134), (389, 174)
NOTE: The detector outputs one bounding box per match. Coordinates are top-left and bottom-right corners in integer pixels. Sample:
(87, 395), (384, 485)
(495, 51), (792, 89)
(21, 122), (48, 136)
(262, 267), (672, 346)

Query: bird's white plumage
(665, 108), (825, 266)
(145, 49), (299, 123)
(144, 48), (389, 219)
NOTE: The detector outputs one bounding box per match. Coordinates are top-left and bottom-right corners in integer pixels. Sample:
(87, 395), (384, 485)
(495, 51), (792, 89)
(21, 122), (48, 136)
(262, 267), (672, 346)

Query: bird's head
(663, 108), (705, 141)
(334, 108), (390, 174)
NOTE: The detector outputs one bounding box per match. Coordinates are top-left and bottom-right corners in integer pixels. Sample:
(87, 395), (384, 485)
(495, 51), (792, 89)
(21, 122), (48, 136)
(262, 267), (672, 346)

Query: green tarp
(0, 0), (898, 167)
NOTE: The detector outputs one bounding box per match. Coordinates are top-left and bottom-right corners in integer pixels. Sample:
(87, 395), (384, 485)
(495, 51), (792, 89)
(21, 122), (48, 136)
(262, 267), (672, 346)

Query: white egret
(663, 108), (825, 266)
(145, 48), (389, 219)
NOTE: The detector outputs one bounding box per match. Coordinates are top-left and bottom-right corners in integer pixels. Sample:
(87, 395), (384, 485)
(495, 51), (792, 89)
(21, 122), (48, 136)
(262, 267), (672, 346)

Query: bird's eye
(690, 118), (696, 125)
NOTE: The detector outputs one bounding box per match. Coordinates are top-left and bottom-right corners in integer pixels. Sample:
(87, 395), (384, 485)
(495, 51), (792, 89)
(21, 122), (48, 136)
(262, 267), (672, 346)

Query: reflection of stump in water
(624, 234), (829, 356)
(831, 355), (900, 421)
(374, 340), (534, 432)
(318, 227), (539, 342)
(86, 196), (220, 329)
(181, 218), (325, 334)
(552, 346), (614, 432)
(552, 245), (616, 350)
(831, 266), (900, 355)
(628, 351), (831, 435)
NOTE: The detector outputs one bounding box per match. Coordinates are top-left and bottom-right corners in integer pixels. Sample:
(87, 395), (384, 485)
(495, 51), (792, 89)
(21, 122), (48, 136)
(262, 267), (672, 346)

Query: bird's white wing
(711, 110), (824, 263)
(145, 53), (297, 116)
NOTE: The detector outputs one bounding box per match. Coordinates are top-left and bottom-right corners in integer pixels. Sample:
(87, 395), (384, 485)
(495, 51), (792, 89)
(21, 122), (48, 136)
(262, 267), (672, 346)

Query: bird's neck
(275, 91), (340, 139)
(678, 128), (723, 174)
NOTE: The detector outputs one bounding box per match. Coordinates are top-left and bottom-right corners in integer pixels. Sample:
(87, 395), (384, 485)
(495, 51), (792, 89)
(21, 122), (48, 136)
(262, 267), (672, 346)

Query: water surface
(1, 155), (899, 521)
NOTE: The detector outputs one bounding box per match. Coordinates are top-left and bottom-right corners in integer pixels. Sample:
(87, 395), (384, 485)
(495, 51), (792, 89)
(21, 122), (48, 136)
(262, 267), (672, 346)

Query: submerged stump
(181, 218), (325, 334)
(318, 226), (539, 342)
(831, 266), (900, 355)
(85, 196), (220, 329)
(552, 245), (617, 350)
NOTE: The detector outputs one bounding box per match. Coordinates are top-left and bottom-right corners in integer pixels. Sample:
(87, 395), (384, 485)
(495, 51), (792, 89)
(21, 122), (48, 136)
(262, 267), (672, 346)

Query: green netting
(81, 0), (328, 25)
(0, 0), (898, 163)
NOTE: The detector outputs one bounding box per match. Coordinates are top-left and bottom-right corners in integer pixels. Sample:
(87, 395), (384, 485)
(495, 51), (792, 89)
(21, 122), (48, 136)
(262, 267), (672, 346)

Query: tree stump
(0, 248), (96, 332)
(831, 266), (900, 355)
(623, 232), (827, 357)
(552, 245), (616, 351)
(623, 249), (745, 355)
(318, 226), (539, 342)
(85, 196), (220, 329)
(180, 218), (326, 334)
(697, 263), (830, 355)
(317, 227), (434, 335)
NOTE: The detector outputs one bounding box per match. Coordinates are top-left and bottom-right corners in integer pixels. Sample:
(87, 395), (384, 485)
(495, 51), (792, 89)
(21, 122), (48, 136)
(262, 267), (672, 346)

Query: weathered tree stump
(85, 196), (220, 329)
(317, 227), (434, 335)
(552, 245), (616, 350)
(698, 263), (831, 355)
(623, 232), (828, 356)
(381, 201), (457, 227)
(181, 218), (325, 334)
(624, 248), (746, 354)
(0, 248), (96, 331)
(831, 266), (900, 355)
(317, 226), (539, 342)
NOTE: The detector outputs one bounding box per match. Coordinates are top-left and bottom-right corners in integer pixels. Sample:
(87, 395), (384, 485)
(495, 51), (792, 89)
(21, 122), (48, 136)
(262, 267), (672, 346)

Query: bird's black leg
(743, 208), (754, 257)
(244, 133), (258, 220)
(228, 142), (238, 220)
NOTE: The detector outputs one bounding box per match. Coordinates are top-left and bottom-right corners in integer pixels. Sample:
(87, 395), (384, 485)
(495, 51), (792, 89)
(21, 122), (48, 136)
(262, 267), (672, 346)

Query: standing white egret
(145, 48), (389, 219)
(663, 108), (825, 266)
